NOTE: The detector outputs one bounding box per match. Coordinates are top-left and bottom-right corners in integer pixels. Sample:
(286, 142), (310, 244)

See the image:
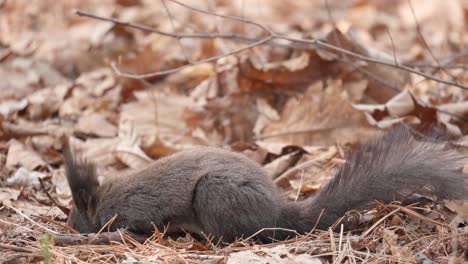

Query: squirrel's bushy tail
(304, 127), (467, 230)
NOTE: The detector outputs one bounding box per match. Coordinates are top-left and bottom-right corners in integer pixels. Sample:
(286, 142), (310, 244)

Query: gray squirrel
(64, 127), (467, 243)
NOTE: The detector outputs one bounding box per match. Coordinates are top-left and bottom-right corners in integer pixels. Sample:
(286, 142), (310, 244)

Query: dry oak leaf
(437, 101), (468, 136)
(239, 51), (330, 89)
(261, 80), (376, 146)
(75, 113), (117, 138)
(25, 83), (71, 120)
(68, 136), (120, 169)
(121, 90), (199, 153)
(354, 90), (441, 129)
(320, 29), (409, 103)
(115, 118), (152, 169)
(166, 63), (215, 94)
(2, 119), (72, 139)
(6, 139), (46, 171)
(187, 94), (259, 143)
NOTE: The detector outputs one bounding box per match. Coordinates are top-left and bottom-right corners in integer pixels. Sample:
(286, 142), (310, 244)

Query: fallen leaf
(115, 118), (152, 169)
(75, 113), (117, 138)
(0, 187), (20, 202)
(6, 139), (46, 170)
(261, 80), (376, 146)
(6, 166), (45, 188)
(0, 99), (28, 118)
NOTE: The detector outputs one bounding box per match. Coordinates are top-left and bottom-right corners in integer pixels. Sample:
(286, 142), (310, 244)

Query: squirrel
(63, 127), (467, 243)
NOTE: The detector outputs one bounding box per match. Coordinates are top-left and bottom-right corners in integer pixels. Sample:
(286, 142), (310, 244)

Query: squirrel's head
(67, 201), (95, 233)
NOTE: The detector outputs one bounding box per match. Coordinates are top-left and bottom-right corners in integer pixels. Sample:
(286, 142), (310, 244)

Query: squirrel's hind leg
(192, 174), (284, 243)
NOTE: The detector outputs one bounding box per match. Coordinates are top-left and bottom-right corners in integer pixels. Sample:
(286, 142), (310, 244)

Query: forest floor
(0, 0), (467, 263)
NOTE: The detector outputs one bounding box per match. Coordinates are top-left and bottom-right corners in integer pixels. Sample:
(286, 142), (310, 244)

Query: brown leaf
(239, 51), (329, 89)
(0, 99), (28, 118)
(68, 136), (120, 168)
(261, 80), (376, 146)
(322, 29), (410, 103)
(0, 187), (20, 202)
(75, 113), (117, 138)
(6, 139), (46, 170)
(6, 167), (45, 188)
(115, 118), (152, 169)
(354, 90), (439, 128)
(75, 68), (117, 97)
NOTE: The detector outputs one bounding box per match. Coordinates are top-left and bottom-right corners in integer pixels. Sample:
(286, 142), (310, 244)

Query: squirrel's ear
(63, 139), (99, 213)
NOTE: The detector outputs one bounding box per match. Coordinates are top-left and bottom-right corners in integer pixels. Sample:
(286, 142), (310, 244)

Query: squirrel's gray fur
(64, 127), (467, 242)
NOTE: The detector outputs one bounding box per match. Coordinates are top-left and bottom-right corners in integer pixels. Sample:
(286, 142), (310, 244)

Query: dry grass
(1, 203), (466, 263)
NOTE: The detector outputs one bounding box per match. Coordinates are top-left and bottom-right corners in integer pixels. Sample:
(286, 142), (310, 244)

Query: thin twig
(0, 243), (39, 253)
(76, 8), (468, 91)
(160, 0), (191, 63)
(407, 0), (454, 80)
(38, 178), (69, 215)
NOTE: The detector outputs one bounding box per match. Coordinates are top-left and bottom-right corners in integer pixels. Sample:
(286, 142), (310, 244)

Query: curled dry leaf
(0, 99), (28, 118)
(353, 90), (440, 129)
(263, 151), (301, 180)
(52, 169), (72, 204)
(239, 51), (330, 89)
(6, 167), (45, 188)
(445, 199), (468, 219)
(437, 101), (468, 135)
(288, 179), (322, 197)
(167, 63), (215, 94)
(189, 94), (259, 143)
(75, 68), (117, 97)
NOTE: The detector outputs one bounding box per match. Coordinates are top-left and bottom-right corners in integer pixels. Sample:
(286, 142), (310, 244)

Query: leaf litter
(0, 0), (467, 263)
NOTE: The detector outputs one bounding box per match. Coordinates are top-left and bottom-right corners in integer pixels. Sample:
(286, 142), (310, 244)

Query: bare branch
(75, 3), (468, 91)
(52, 230), (148, 246)
(75, 10), (258, 42)
(111, 35), (274, 79)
